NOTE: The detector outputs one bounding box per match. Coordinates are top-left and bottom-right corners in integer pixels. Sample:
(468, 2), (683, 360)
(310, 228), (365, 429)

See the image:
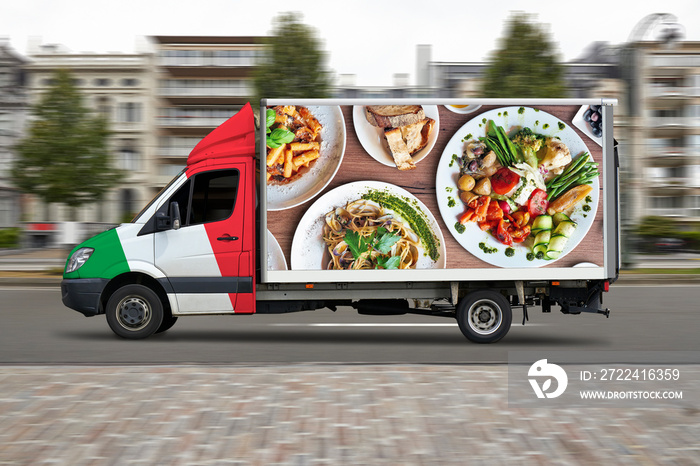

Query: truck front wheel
(456, 290), (512, 343)
(106, 284), (164, 339)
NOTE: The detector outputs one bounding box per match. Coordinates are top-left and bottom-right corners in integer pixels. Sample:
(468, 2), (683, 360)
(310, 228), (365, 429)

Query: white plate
(435, 106), (599, 268)
(444, 104), (482, 114)
(290, 181), (446, 270)
(266, 230), (287, 271)
(267, 106), (346, 211)
(352, 105), (440, 168)
(572, 105), (603, 147)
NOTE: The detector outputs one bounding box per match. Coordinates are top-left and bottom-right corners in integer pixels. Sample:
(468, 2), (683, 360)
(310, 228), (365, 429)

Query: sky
(2, 0), (699, 86)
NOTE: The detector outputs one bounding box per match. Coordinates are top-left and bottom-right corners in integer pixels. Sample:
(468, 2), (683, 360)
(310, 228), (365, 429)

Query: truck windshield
(131, 169), (186, 223)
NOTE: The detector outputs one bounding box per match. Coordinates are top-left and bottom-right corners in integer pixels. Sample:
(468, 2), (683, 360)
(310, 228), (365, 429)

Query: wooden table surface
(267, 105), (604, 270)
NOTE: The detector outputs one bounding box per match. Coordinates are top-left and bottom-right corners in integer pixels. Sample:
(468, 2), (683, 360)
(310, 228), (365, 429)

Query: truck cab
(62, 103), (257, 338)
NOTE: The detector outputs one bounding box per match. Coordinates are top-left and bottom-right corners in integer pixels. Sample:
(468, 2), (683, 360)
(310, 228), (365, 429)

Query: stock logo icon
(528, 359), (568, 399)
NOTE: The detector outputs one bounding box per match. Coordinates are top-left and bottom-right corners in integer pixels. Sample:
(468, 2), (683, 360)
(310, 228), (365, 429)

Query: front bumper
(61, 278), (109, 317)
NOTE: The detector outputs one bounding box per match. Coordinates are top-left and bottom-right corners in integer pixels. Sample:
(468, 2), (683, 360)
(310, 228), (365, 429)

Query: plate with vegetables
(435, 106), (600, 268)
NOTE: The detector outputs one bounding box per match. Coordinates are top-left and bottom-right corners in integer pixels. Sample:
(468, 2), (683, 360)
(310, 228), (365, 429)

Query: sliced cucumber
(545, 219), (578, 260)
(533, 230), (550, 257)
(555, 220), (577, 239)
(531, 215), (552, 236)
(552, 212), (571, 226)
(546, 234), (568, 259)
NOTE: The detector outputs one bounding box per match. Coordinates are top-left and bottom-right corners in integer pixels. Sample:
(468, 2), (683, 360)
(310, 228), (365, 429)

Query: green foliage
(12, 69), (122, 213)
(636, 216), (678, 238)
(252, 12), (333, 105)
(0, 228), (21, 248)
(636, 216), (700, 251)
(481, 13), (566, 98)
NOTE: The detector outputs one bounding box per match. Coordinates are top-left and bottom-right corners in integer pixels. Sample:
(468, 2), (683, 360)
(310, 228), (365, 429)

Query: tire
(155, 315), (178, 334)
(456, 290), (512, 343)
(106, 284), (164, 340)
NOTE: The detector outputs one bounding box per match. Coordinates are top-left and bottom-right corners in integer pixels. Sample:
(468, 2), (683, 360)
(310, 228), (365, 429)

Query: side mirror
(155, 202), (182, 231)
(170, 202), (181, 230)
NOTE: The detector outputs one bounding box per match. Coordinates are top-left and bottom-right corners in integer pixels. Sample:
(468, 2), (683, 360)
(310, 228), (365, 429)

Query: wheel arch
(99, 272), (172, 317)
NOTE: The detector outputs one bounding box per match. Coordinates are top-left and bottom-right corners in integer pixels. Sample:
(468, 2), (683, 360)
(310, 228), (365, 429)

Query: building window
(121, 78), (139, 87)
(117, 147), (141, 171)
(117, 102), (142, 123)
(95, 96), (111, 119)
(120, 189), (136, 221)
(94, 78), (112, 86)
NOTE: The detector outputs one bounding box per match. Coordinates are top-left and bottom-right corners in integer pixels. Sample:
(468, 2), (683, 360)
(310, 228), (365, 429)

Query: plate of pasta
(266, 105), (346, 211)
(290, 181), (446, 270)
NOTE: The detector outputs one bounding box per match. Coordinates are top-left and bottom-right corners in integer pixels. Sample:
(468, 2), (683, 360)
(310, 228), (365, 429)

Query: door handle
(217, 235), (239, 241)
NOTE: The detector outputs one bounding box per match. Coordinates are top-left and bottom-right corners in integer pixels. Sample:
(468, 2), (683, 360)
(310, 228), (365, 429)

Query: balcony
(649, 55), (700, 68)
(646, 116), (700, 128)
(647, 86), (700, 98)
(158, 116), (230, 128)
(158, 87), (251, 97)
(158, 56), (258, 68)
(157, 146), (196, 157)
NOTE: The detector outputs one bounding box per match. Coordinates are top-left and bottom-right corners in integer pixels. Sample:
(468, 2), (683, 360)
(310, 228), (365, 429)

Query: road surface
(1, 284), (698, 364)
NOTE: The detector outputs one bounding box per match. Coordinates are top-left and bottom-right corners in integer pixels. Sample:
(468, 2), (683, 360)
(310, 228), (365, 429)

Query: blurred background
(1, 7), (699, 267)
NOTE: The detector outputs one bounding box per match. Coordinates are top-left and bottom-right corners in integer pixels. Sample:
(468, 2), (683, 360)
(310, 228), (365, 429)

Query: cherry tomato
(528, 188), (549, 217)
(490, 167), (520, 195)
(497, 200), (511, 215)
(511, 211), (530, 228)
(495, 219), (513, 246)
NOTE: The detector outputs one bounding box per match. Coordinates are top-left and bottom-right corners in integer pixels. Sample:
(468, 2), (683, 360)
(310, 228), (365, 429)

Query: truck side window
(189, 170), (239, 225)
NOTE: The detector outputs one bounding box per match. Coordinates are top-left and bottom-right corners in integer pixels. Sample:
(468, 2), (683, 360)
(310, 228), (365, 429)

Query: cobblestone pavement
(1, 365), (699, 465)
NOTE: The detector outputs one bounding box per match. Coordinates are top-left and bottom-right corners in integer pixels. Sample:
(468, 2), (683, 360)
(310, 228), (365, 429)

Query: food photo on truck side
(61, 98), (619, 343)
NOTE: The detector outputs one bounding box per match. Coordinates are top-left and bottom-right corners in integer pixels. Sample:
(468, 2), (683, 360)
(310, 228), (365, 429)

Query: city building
(623, 39), (700, 224)
(0, 39), (27, 228)
(150, 36), (264, 195)
(22, 40), (156, 226)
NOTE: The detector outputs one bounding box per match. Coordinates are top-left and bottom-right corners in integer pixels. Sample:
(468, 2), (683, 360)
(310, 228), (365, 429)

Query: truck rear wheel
(456, 290), (512, 343)
(106, 284), (164, 339)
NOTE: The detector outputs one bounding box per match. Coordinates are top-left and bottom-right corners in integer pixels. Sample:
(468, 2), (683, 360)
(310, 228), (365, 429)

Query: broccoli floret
(511, 128), (545, 168)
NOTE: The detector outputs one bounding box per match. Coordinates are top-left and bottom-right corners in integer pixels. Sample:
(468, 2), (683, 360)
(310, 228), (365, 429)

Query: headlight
(66, 247), (94, 273)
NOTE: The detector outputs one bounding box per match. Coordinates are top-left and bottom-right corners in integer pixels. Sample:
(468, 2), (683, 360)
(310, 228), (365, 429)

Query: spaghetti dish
(322, 199), (421, 270)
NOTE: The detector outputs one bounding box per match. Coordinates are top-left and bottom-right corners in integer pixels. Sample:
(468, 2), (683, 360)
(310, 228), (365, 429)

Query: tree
(481, 13), (566, 98)
(12, 69), (120, 220)
(252, 12), (333, 104)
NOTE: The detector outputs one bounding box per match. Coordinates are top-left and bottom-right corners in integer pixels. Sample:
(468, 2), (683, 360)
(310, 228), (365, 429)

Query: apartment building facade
(150, 36), (263, 196)
(22, 42), (156, 225)
(0, 40), (27, 228)
(625, 41), (700, 224)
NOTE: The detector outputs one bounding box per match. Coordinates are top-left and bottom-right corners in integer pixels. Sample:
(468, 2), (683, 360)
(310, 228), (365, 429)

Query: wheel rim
(116, 295), (152, 331)
(467, 299), (502, 335)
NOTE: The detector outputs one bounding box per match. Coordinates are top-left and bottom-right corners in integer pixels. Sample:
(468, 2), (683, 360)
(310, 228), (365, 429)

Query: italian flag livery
(63, 103), (257, 316)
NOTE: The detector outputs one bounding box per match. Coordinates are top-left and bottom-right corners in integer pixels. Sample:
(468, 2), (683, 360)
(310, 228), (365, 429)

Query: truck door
(154, 165), (251, 314)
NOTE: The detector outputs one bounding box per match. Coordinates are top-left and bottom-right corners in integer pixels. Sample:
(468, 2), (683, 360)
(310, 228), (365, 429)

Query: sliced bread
(365, 105), (425, 128)
(384, 127), (416, 171)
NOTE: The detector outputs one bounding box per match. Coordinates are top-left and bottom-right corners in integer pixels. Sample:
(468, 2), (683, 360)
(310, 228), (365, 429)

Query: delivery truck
(61, 98), (619, 343)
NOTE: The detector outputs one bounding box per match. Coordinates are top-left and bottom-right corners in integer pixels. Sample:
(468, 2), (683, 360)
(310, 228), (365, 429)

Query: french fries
(266, 106), (323, 183)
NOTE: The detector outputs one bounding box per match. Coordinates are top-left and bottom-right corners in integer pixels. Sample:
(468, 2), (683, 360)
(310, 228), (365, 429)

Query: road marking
(271, 323), (458, 327)
(270, 323), (546, 327)
(0, 286), (57, 291)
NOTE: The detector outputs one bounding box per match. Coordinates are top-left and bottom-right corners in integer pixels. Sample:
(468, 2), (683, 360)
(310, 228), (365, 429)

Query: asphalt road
(1, 284), (698, 364)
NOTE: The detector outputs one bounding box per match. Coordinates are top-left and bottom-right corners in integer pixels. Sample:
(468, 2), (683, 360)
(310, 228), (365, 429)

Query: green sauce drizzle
(362, 190), (440, 261)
